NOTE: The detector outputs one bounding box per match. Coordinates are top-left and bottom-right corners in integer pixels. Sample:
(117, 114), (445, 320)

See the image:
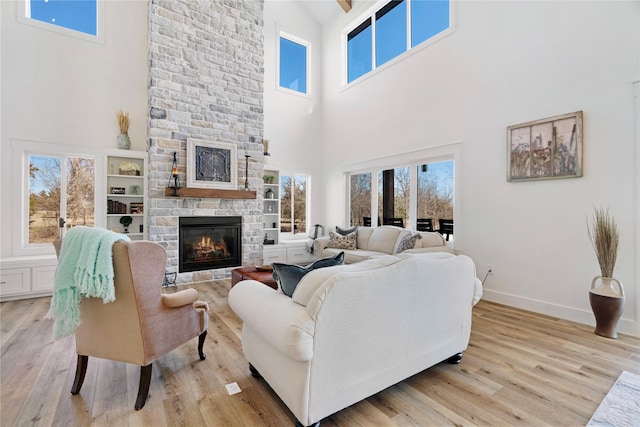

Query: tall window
(349, 173), (372, 226)
(279, 34), (309, 94)
(28, 155), (95, 245)
(26, 0), (98, 36)
(417, 160), (454, 227)
(377, 167), (410, 227)
(346, 0), (451, 83)
(280, 174), (308, 236)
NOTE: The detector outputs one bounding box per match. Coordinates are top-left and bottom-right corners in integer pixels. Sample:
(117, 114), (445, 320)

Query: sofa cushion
(327, 231), (356, 250)
(367, 226), (403, 254)
(272, 252), (345, 297)
(414, 231), (445, 248)
(292, 255), (402, 307)
(394, 231), (421, 253)
(335, 225), (357, 241)
(356, 227), (374, 249)
(321, 247), (386, 264)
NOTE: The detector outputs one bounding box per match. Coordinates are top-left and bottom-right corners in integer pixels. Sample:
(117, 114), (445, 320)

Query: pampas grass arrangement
(116, 109), (130, 135)
(587, 206), (619, 278)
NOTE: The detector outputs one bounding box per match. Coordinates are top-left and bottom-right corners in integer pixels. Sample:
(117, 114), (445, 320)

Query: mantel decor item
(263, 138), (270, 156)
(116, 109), (131, 150)
(243, 154), (251, 191)
(187, 138), (237, 190)
(167, 151), (181, 196)
(507, 111), (583, 182)
(587, 206), (624, 338)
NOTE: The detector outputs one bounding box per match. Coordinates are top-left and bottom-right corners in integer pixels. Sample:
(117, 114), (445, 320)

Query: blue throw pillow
(272, 251), (345, 297)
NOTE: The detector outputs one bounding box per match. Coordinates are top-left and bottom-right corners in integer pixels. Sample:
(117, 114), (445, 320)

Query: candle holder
(167, 151), (181, 196)
(243, 154), (251, 190)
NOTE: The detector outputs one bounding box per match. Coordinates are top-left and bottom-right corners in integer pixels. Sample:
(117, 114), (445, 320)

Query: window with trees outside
(346, 0), (451, 83)
(28, 155), (95, 245)
(349, 160), (453, 234)
(280, 174), (308, 237)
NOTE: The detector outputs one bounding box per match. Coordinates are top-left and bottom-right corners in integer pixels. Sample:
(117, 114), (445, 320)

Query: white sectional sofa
(313, 225), (453, 264)
(229, 252), (482, 427)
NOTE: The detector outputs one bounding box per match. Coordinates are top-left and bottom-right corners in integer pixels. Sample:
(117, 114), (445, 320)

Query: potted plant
(587, 206), (624, 338)
(118, 161), (140, 176)
(120, 216), (133, 234)
(116, 109), (131, 150)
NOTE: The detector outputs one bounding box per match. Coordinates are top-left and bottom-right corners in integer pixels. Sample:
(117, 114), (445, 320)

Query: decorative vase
(589, 276), (625, 338)
(117, 133), (131, 150)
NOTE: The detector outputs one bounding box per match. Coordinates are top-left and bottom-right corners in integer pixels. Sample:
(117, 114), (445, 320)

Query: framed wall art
(507, 111), (583, 182)
(187, 138), (237, 189)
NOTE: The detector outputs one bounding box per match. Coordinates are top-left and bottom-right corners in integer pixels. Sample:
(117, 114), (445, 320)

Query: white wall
(263, 0), (326, 231)
(0, 0), (149, 257)
(319, 1), (639, 335)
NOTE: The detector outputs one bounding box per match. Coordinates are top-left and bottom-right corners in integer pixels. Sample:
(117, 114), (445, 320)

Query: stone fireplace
(145, 0), (265, 284)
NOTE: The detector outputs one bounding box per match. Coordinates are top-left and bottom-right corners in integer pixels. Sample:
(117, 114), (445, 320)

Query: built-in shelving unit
(105, 150), (148, 240)
(263, 169), (280, 246)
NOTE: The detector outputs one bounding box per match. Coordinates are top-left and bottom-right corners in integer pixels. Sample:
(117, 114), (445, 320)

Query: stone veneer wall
(147, 0), (265, 283)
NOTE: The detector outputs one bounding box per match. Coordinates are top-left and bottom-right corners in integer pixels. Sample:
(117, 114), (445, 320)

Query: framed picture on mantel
(187, 138), (237, 190)
(507, 111), (583, 182)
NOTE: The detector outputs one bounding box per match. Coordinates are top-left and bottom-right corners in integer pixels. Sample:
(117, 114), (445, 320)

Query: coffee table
(231, 267), (278, 290)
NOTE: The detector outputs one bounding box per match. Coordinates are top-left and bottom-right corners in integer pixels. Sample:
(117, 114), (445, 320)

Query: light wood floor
(2, 280), (639, 426)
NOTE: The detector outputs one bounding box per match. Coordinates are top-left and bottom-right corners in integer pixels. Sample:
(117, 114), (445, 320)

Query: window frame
(277, 30), (312, 97)
(16, 0), (105, 44)
(344, 144), (461, 246)
(279, 171), (311, 241)
(342, 0), (455, 87)
(12, 140), (104, 256)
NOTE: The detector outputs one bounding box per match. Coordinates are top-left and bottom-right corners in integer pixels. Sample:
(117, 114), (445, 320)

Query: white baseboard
(481, 289), (639, 338)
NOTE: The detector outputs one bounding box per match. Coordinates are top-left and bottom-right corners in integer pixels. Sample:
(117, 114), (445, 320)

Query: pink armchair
(53, 239), (208, 410)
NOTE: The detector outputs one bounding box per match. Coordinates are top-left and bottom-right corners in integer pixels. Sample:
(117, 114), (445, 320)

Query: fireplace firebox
(179, 216), (242, 272)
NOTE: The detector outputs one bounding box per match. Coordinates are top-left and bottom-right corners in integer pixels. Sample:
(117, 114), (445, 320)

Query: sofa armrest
(313, 236), (331, 257)
(161, 288), (199, 308)
(228, 280), (315, 361)
(402, 246), (454, 255)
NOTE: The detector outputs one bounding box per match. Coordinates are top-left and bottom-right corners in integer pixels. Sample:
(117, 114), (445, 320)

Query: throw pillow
(336, 225), (358, 248)
(394, 232), (422, 253)
(327, 231), (356, 250)
(272, 251), (345, 297)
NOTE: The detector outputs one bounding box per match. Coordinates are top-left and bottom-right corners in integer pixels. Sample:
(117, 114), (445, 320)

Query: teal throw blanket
(46, 226), (130, 339)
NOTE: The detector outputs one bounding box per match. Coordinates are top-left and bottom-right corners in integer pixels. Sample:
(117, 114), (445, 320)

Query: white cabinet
(262, 242), (313, 266)
(105, 150), (148, 240)
(0, 256), (58, 301)
(263, 169), (280, 246)
(263, 247), (286, 264)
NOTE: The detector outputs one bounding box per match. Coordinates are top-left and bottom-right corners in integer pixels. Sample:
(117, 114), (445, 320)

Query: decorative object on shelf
(587, 206), (624, 338)
(263, 175), (274, 184)
(119, 215), (133, 234)
(263, 234), (275, 245)
(129, 185), (140, 195)
(265, 188), (274, 199)
(110, 187), (126, 195)
(263, 138), (270, 156)
(507, 110), (583, 182)
(167, 151), (181, 196)
(130, 203), (144, 214)
(118, 161), (140, 176)
(116, 109), (131, 150)
(187, 138), (237, 190)
(243, 154), (251, 191)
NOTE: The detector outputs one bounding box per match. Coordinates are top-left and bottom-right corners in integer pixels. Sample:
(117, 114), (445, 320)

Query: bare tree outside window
(29, 155), (95, 244)
(417, 161), (454, 225)
(280, 174), (307, 235)
(350, 173), (371, 226)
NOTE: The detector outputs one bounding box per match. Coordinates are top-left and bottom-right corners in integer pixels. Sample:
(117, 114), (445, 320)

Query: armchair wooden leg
(71, 355), (88, 395)
(198, 330), (207, 360)
(135, 364), (153, 410)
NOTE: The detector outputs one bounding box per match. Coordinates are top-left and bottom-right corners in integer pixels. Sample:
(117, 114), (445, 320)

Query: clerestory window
(18, 0), (102, 42)
(279, 33), (310, 95)
(346, 0), (451, 84)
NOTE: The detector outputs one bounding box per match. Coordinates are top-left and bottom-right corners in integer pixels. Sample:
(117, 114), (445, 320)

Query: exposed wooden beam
(337, 0), (352, 13)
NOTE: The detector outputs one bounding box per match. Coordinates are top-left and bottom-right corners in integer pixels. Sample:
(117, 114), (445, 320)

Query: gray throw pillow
(272, 251), (345, 297)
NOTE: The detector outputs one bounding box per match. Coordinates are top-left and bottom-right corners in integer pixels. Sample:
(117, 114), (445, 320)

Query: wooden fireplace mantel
(164, 187), (257, 199)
